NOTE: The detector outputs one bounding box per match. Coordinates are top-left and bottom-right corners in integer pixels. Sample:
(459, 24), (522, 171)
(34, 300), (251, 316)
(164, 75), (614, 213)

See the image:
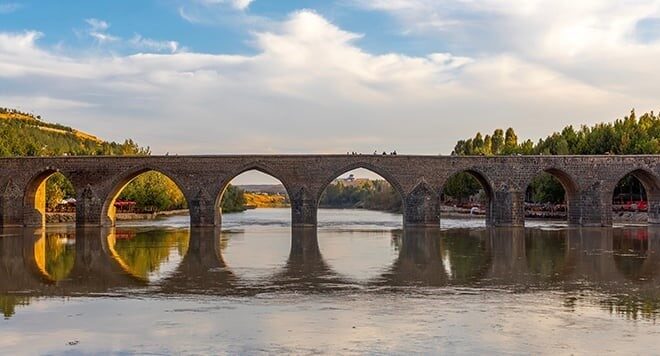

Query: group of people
(347, 151), (398, 155)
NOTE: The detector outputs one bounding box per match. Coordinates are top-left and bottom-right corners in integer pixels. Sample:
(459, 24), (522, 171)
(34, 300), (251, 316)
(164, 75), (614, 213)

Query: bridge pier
(578, 189), (612, 226)
(75, 185), (107, 227)
(291, 186), (318, 227)
(0, 179), (23, 227)
(189, 189), (218, 227)
(645, 186), (660, 225)
(403, 183), (440, 227)
(490, 190), (525, 227)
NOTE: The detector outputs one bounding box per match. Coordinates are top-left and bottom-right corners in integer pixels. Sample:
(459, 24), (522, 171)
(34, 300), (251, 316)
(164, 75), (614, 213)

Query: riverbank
(442, 205), (649, 223)
(46, 209), (189, 223)
(46, 207), (650, 224)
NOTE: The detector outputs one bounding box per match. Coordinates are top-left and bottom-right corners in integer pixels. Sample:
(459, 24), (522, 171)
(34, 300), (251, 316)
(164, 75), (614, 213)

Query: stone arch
(441, 168), (495, 225)
(610, 168), (660, 224)
(23, 168), (77, 227)
(215, 161), (293, 210)
(101, 165), (190, 227)
(522, 167), (580, 224)
(316, 162), (405, 203)
(213, 162), (293, 226)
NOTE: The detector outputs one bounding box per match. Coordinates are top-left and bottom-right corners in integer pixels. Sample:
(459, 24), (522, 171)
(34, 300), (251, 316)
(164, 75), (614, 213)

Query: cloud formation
(356, 0), (660, 98)
(0, 9), (657, 155)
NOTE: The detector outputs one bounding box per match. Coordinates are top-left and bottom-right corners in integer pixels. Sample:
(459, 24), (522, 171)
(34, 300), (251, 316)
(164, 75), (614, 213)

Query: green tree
(442, 173), (482, 204)
(491, 129), (505, 154)
(503, 127), (518, 154)
(221, 185), (247, 213)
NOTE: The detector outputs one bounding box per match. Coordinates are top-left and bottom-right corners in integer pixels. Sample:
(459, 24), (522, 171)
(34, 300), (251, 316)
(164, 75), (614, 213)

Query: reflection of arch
(23, 169), (76, 227)
(0, 229), (44, 295)
(105, 229), (190, 282)
(523, 228), (572, 280)
(442, 169), (494, 224)
(29, 231), (76, 283)
(523, 167), (579, 224)
(316, 162), (405, 203)
(159, 228), (238, 294)
(376, 228), (449, 286)
(22, 229), (58, 284)
(612, 227), (660, 282)
(610, 169), (660, 224)
(101, 166), (189, 227)
(269, 227), (345, 289)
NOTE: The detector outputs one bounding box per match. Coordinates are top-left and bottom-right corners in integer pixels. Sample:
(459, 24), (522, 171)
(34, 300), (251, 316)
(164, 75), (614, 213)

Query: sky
(1, 0), (660, 161)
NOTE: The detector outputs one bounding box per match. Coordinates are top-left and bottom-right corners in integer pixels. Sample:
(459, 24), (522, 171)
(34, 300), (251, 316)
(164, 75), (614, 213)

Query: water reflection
(108, 229), (189, 282)
(2, 225), (660, 321)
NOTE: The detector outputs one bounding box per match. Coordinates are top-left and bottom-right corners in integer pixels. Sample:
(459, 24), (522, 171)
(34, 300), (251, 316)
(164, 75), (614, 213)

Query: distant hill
(0, 107), (148, 156)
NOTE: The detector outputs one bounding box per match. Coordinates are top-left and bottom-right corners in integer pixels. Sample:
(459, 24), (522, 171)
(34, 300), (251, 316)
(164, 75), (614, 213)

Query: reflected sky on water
(1, 209), (660, 354)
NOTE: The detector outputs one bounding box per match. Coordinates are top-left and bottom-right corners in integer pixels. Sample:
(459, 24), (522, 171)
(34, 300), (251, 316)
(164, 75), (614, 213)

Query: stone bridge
(1, 155), (659, 228)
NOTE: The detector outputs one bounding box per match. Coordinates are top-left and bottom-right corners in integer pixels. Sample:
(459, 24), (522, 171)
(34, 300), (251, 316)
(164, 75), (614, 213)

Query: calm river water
(1, 208), (659, 354)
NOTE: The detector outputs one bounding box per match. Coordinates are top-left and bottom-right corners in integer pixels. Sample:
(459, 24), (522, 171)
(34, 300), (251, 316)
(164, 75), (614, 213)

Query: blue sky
(0, 1), (431, 56)
(1, 0), (659, 166)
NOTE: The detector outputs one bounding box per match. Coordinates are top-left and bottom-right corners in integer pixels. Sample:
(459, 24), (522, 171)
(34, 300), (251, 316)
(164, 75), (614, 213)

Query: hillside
(0, 107), (148, 156)
(244, 192), (289, 208)
(238, 184), (287, 195)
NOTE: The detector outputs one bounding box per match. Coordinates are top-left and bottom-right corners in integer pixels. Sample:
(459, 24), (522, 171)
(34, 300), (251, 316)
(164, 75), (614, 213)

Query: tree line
(448, 110), (657, 203)
(319, 180), (402, 212)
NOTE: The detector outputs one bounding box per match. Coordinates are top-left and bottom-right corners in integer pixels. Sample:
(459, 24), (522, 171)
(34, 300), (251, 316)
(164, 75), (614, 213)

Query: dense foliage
(449, 110), (658, 203)
(0, 109), (149, 157)
(453, 110), (660, 156)
(221, 185), (247, 213)
(442, 172), (483, 205)
(45, 173), (76, 209)
(118, 172), (187, 212)
(320, 180), (402, 212)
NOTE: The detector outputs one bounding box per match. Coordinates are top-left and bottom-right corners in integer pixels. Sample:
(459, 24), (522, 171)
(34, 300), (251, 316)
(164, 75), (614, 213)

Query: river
(1, 208), (659, 354)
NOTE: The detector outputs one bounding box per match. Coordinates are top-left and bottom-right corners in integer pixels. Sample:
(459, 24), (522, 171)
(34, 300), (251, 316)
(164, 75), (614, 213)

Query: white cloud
(84, 18), (119, 43)
(0, 2), (20, 14)
(177, 0), (267, 27)
(85, 18), (110, 32)
(0, 10), (656, 156)
(194, 0), (255, 10)
(356, 0), (660, 98)
(130, 35), (181, 53)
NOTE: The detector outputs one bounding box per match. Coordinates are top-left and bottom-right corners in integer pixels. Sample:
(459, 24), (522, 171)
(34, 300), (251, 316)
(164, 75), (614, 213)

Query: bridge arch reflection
(3, 225), (660, 299)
